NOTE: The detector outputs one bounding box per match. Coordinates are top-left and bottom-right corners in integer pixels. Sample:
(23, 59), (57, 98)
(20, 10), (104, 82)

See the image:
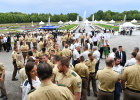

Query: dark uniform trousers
(81, 39), (84, 46)
(124, 88), (140, 100)
(33, 43), (37, 48)
(97, 90), (114, 100)
(0, 75), (7, 97)
(88, 72), (97, 95)
(26, 42), (31, 49)
(81, 77), (88, 100)
(12, 61), (18, 80)
(22, 52), (28, 63)
(99, 47), (104, 58)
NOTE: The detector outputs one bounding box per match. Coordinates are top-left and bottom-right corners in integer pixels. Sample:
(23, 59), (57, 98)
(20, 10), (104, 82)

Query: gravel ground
(0, 29), (140, 100)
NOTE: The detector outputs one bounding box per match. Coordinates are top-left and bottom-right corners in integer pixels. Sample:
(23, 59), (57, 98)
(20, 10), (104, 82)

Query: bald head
(136, 52), (140, 62)
(105, 57), (114, 67)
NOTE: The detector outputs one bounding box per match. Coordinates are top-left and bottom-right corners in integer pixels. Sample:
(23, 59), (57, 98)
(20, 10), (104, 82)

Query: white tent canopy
(68, 20), (73, 24)
(109, 19), (115, 24)
(74, 20), (79, 24)
(121, 22), (136, 27)
(93, 20), (98, 23)
(84, 19), (91, 24)
(58, 20), (63, 25)
(131, 19), (137, 23)
(99, 20), (107, 24)
(39, 21), (45, 25)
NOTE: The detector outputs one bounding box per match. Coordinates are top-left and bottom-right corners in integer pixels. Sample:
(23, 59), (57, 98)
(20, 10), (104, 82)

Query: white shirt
(37, 36), (42, 41)
(113, 65), (123, 74)
(89, 38), (93, 44)
(70, 44), (75, 51)
(87, 43), (90, 50)
(22, 76), (41, 100)
(80, 50), (90, 61)
(3, 37), (7, 43)
(93, 50), (100, 61)
(74, 42), (80, 47)
(92, 36), (98, 42)
(109, 52), (116, 59)
(125, 58), (136, 67)
(73, 49), (80, 60)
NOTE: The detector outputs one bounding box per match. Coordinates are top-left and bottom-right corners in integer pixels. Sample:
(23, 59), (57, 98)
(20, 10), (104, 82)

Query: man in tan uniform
(122, 52), (140, 100)
(19, 35), (24, 46)
(21, 41), (29, 63)
(96, 57), (120, 100)
(0, 62), (7, 100)
(55, 57), (82, 100)
(27, 63), (74, 100)
(61, 44), (72, 59)
(42, 54), (54, 68)
(80, 32), (85, 46)
(85, 53), (97, 96)
(38, 38), (44, 51)
(25, 34), (31, 49)
(38, 48), (49, 62)
(55, 44), (62, 56)
(11, 46), (18, 81)
(32, 47), (39, 58)
(32, 35), (38, 48)
(75, 56), (89, 100)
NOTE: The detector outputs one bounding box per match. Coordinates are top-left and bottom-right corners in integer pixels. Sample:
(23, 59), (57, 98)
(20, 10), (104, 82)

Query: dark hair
(53, 55), (61, 62)
(51, 49), (55, 53)
(118, 46), (122, 48)
(85, 40), (89, 43)
(59, 57), (70, 68)
(134, 47), (139, 52)
(80, 56), (85, 62)
(131, 52), (137, 58)
(28, 51), (33, 56)
(25, 62), (35, 89)
(112, 48), (117, 53)
(14, 46), (17, 50)
(40, 38), (43, 41)
(42, 48), (46, 52)
(42, 54), (48, 58)
(88, 53), (92, 57)
(114, 57), (120, 61)
(106, 58), (114, 67)
(33, 46), (37, 50)
(37, 63), (52, 80)
(84, 45), (88, 50)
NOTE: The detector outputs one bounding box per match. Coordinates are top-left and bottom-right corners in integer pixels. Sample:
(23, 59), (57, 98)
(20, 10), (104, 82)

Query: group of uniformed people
(0, 30), (140, 100)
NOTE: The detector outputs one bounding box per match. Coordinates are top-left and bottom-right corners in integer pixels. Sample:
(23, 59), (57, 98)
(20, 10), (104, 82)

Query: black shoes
(12, 78), (18, 81)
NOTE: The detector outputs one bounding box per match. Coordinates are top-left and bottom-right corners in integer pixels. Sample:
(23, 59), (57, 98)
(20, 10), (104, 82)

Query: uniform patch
(57, 84), (66, 87)
(77, 82), (81, 88)
(28, 88), (36, 94)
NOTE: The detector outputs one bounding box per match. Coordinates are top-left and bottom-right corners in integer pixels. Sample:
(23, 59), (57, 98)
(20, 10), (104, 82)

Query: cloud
(0, 0), (140, 16)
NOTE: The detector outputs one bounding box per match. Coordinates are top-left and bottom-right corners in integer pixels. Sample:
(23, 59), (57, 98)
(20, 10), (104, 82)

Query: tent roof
(121, 22), (136, 27)
(131, 19), (137, 23)
(39, 21), (45, 25)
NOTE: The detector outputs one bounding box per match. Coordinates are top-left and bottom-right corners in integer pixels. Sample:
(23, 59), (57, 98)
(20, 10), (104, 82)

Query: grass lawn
(58, 24), (78, 30)
(95, 24), (119, 31)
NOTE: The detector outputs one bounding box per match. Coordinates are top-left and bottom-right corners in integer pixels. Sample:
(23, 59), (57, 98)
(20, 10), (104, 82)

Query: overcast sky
(0, 0), (139, 17)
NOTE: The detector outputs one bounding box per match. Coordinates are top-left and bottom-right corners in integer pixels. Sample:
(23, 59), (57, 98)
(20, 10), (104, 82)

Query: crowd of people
(0, 30), (140, 100)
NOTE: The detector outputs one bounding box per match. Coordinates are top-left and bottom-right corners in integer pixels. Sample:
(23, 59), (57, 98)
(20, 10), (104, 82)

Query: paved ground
(0, 24), (140, 100)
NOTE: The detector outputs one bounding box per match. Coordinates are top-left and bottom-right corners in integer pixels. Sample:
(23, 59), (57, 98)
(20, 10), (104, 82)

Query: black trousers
(99, 47), (104, 58)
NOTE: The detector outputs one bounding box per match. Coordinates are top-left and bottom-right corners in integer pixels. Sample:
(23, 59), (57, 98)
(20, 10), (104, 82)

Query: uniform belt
(126, 87), (140, 93)
(90, 72), (95, 74)
(81, 77), (86, 78)
(99, 89), (114, 93)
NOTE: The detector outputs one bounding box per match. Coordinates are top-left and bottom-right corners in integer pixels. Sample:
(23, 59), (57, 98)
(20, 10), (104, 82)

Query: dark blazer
(116, 51), (126, 66)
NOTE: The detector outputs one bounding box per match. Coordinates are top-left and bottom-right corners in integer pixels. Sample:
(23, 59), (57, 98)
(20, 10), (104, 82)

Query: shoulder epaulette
(24, 80), (29, 86)
(28, 88), (36, 94)
(71, 72), (77, 77)
(57, 84), (66, 87)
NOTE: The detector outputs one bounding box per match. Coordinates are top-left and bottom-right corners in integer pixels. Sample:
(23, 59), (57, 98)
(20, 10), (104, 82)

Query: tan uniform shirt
(80, 35), (85, 39)
(25, 36), (31, 43)
(39, 51), (49, 58)
(61, 48), (72, 58)
(55, 69), (82, 94)
(21, 45), (29, 52)
(19, 36), (24, 42)
(33, 51), (39, 58)
(85, 59), (97, 73)
(12, 50), (17, 60)
(32, 37), (37, 43)
(27, 81), (74, 100)
(96, 67), (120, 92)
(39, 41), (44, 51)
(55, 49), (62, 56)
(122, 64), (140, 91)
(75, 62), (89, 77)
